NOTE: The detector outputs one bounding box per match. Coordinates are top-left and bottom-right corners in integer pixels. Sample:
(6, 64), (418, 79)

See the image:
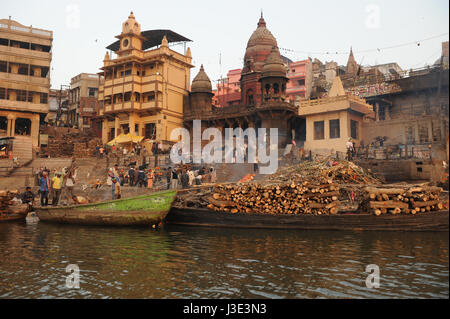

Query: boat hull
(166, 207), (449, 232)
(36, 209), (169, 226)
(36, 190), (176, 226)
(0, 204), (29, 223)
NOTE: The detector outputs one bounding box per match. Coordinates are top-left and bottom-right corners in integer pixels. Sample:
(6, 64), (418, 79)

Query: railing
(351, 144), (433, 160)
(0, 21), (52, 37)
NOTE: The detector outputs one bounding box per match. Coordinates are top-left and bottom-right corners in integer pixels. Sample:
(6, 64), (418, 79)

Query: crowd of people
(16, 140), (219, 207)
(104, 161), (217, 200)
(16, 166), (85, 209)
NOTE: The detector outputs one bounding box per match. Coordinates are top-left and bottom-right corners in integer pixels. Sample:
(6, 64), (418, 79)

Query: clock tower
(115, 12), (145, 56)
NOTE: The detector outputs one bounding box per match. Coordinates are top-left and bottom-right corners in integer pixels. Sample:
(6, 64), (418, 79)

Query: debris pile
(363, 185), (445, 216)
(40, 129), (101, 158)
(264, 158), (383, 185)
(73, 138), (102, 158)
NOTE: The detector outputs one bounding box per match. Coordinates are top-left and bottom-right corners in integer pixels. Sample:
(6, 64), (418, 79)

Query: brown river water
(0, 220), (448, 299)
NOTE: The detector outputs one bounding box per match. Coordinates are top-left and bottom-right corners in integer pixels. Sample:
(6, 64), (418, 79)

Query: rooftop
(106, 29), (192, 51)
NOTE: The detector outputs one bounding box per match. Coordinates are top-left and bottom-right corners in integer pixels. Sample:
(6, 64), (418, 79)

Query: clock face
(122, 38), (129, 48)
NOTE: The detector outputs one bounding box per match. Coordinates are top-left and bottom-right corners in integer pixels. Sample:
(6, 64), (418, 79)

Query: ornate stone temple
(184, 14), (300, 147)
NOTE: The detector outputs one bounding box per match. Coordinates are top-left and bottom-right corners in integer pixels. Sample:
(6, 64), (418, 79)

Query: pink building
(212, 69), (241, 107)
(213, 59), (312, 107)
(286, 59), (312, 103)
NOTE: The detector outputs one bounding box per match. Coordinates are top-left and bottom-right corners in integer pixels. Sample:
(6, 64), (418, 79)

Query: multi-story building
(48, 88), (69, 124)
(68, 73), (99, 130)
(286, 58), (312, 104)
(0, 17), (52, 150)
(213, 69), (241, 107)
(97, 12), (193, 144)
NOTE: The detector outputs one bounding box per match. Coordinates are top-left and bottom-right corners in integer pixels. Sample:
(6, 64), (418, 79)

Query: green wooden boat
(35, 190), (177, 226)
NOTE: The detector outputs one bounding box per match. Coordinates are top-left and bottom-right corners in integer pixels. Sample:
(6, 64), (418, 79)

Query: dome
(191, 65), (212, 93)
(247, 16), (277, 48)
(261, 47), (287, 78)
(122, 11), (141, 35)
(243, 15), (278, 73)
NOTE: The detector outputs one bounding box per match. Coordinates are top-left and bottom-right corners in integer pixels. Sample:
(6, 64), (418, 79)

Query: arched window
(247, 89), (254, 105)
(265, 84), (271, 95)
(273, 83), (279, 94)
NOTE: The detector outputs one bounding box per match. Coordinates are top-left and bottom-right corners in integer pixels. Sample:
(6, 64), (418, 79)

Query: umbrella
(107, 133), (144, 146)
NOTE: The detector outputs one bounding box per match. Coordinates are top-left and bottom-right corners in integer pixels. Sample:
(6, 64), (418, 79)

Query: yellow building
(299, 76), (375, 154)
(97, 12), (193, 145)
(0, 18), (52, 149)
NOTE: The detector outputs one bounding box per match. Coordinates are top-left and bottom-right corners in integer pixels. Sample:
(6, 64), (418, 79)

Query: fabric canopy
(106, 133), (144, 146)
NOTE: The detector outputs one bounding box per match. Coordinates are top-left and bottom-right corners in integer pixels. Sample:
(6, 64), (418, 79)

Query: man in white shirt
(346, 138), (354, 161)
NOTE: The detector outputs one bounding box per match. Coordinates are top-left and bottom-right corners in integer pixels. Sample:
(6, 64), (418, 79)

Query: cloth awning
(106, 133), (144, 146)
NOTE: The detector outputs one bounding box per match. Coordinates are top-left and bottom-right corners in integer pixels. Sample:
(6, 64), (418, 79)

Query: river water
(0, 220), (448, 299)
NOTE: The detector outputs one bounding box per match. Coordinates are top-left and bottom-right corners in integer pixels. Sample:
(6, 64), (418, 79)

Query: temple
(184, 14), (300, 147)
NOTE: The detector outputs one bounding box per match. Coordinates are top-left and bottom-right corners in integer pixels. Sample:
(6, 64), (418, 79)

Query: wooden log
(411, 200), (440, 208)
(207, 197), (234, 208)
(365, 187), (406, 196)
(369, 201), (409, 209)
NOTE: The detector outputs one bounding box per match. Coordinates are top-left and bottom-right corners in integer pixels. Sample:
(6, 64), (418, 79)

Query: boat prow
(36, 190), (177, 226)
(0, 204), (29, 222)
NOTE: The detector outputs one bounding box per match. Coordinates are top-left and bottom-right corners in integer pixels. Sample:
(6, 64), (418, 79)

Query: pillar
(31, 114), (40, 148)
(129, 113), (135, 135)
(375, 102), (379, 122)
(385, 105), (391, 120)
(102, 118), (108, 144)
(114, 116), (119, 137)
(428, 120), (433, 143)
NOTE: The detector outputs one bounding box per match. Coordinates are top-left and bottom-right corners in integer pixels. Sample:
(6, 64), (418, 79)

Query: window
(88, 87), (97, 97)
(314, 121), (325, 140)
(40, 93), (48, 104)
(329, 119), (340, 139)
(83, 117), (89, 125)
(350, 120), (358, 139)
(17, 90), (27, 102)
(297, 79), (305, 86)
(0, 88), (5, 100)
(27, 91), (33, 102)
(0, 61), (6, 73)
(144, 123), (156, 139)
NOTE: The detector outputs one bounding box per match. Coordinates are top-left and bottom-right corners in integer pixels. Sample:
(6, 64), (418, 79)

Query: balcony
(0, 98), (48, 113)
(123, 102), (132, 110)
(0, 45), (51, 63)
(0, 72), (49, 86)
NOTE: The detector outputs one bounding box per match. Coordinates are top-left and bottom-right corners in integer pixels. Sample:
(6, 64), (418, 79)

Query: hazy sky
(2, 0), (449, 89)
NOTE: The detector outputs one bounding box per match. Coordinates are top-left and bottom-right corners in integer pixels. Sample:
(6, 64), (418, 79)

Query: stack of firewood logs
(206, 180), (341, 215)
(364, 185), (444, 216)
(0, 190), (19, 213)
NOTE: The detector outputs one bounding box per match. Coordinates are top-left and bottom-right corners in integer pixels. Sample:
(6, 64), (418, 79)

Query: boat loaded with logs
(35, 190), (177, 226)
(167, 160), (449, 231)
(0, 190), (29, 222)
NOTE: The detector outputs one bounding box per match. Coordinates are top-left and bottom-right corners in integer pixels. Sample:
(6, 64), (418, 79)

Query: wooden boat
(166, 207), (449, 232)
(0, 204), (30, 222)
(36, 190), (177, 226)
